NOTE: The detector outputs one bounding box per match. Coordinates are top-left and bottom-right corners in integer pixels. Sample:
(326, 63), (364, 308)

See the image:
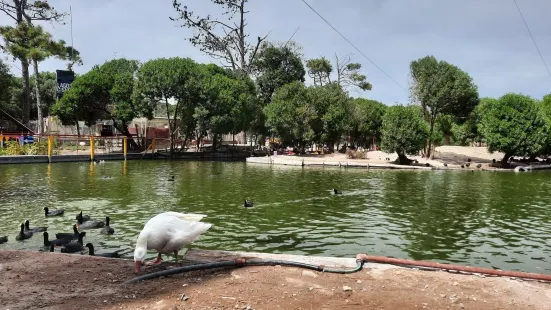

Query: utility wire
(513, 0), (551, 77)
(284, 27), (300, 48)
(300, 0), (407, 92)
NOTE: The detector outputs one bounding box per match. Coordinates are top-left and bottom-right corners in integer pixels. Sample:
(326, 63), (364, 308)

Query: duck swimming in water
(44, 207), (64, 217)
(43, 231), (71, 247)
(244, 199), (254, 208)
(77, 216), (105, 230)
(75, 211), (91, 222)
(16, 223), (33, 241)
(60, 232), (86, 253)
(100, 216), (115, 235)
(24, 220), (47, 233)
(333, 189), (343, 195)
(55, 224), (80, 240)
(85, 243), (122, 258)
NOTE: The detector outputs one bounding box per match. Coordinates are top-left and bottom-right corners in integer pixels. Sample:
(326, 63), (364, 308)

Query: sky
(1, 0), (550, 105)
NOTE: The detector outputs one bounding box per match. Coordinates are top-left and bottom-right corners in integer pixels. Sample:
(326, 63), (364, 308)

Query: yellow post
(0, 134), (3, 148)
(47, 135), (53, 162)
(123, 137), (127, 160)
(151, 138), (156, 154)
(90, 136), (95, 161)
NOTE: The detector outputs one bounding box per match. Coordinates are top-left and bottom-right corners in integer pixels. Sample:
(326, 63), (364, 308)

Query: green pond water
(0, 160), (550, 273)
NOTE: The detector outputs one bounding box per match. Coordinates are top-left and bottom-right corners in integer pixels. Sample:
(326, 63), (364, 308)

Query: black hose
(124, 258), (364, 284)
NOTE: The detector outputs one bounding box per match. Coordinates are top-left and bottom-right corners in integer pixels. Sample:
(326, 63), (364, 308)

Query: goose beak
(134, 261), (142, 273)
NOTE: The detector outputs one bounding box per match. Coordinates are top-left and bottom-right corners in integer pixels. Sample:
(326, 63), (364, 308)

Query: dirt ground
(294, 146), (505, 168)
(1, 250), (550, 310)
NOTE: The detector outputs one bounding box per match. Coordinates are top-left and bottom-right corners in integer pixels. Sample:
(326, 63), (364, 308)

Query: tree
(478, 93), (547, 166)
(540, 94), (551, 157)
(0, 22), (78, 135)
(349, 98), (386, 149)
(51, 58), (146, 149)
(409, 55), (479, 158)
(29, 71), (55, 119)
(334, 54), (372, 92)
(170, 0), (269, 74)
(264, 81), (315, 153)
(306, 57), (332, 86)
(0, 58), (20, 116)
(251, 41), (305, 104)
(306, 54), (372, 92)
(198, 67), (259, 150)
(307, 83), (351, 152)
(435, 114), (454, 145)
(133, 57), (205, 155)
(0, 0), (66, 125)
(380, 105), (429, 165)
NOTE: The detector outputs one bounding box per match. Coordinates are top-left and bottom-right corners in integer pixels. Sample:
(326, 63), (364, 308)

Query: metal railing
(0, 134), (148, 161)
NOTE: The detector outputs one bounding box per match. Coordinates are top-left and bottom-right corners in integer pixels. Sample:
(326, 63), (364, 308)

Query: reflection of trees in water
(380, 171), (491, 262)
(476, 173), (550, 248)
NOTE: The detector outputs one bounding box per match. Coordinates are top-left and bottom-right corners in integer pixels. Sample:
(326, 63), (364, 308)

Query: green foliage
(264, 81), (354, 152)
(252, 41), (306, 104)
(198, 69), (259, 145)
(0, 141), (48, 155)
(479, 93), (548, 160)
(349, 98), (386, 147)
(381, 105), (429, 163)
(306, 57), (332, 86)
(51, 59), (142, 146)
(29, 71), (55, 117)
(0, 0), (67, 123)
(1, 22), (81, 134)
(540, 94), (551, 120)
(335, 55), (372, 92)
(0, 22), (72, 64)
(410, 55), (479, 155)
(308, 83), (351, 149)
(306, 55), (372, 92)
(0, 59), (20, 116)
(133, 57), (203, 152)
(264, 81), (315, 152)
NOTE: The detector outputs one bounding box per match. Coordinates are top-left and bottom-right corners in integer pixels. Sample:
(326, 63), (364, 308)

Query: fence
(0, 134), (160, 162)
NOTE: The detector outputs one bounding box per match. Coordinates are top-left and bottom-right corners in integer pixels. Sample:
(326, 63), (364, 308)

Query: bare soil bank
(1, 250), (550, 310)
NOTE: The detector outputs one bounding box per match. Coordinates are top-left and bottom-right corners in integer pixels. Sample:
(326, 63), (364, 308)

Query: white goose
(133, 212), (212, 273)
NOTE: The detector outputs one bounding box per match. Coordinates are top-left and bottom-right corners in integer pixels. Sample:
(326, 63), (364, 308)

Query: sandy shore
(1, 249), (550, 310)
(249, 146), (515, 170)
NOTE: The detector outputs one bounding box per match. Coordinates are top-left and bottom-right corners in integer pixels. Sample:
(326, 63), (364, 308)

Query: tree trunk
(21, 59), (31, 125)
(444, 133), (451, 145)
(426, 115), (436, 158)
(212, 133), (218, 152)
(111, 121), (139, 151)
(76, 121), (81, 136)
(328, 141), (334, 153)
(397, 152), (410, 165)
(500, 153), (511, 168)
(164, 97), (174, 156)
(32, 60), (43, 137)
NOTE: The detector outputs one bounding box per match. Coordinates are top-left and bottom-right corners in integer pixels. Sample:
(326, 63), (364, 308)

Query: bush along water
(0, 141), (49, 156)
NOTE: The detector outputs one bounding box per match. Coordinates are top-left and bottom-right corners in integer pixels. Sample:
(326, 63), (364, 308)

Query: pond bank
(247, 155), (551, 172)
(1, 249), (549, 310)
(0, 151), (250, 165)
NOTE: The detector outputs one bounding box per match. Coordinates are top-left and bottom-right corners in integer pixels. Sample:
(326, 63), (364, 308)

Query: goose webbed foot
(144, 253), (163, 266)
